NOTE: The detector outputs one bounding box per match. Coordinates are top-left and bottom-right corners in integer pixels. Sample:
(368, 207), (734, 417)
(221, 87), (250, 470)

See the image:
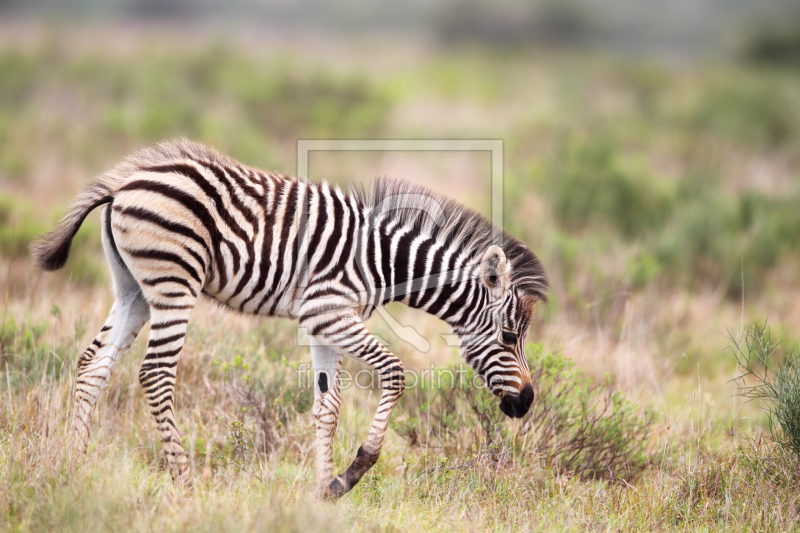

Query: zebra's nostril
(519, 383), (534, 412)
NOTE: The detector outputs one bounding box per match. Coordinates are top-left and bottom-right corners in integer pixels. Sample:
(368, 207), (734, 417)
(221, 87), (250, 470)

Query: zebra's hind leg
(138, 304), (196, 485)
(108, 190), (206, 485)
(306, 313), (405, 499)
(311, 338), (343, 499)
(72, 294), (149, 452)
(72, 205), (150, 453)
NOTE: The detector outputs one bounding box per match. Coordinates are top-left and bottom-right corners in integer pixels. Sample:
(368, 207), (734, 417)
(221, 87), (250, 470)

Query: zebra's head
(455, 244), (546, 419)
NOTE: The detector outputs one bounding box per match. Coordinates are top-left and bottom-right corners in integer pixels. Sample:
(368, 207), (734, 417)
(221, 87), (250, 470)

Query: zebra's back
(106, 140), (370, 320)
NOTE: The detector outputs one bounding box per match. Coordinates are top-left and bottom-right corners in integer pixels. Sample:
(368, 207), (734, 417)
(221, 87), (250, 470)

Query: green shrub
(520, 343), (655, 480)
(731, 321), (800, 459)
(655, 183), (800, 297)
(393, 344), (655, 481)
(744, 25), (800, 69)
(237, 68), (391, 138)
(654, 178), (740, 287)
(0, 314), (72, 389)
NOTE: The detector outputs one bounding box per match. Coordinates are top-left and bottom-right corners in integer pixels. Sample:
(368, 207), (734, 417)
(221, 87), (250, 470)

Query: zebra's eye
(501, 331), (517, 345)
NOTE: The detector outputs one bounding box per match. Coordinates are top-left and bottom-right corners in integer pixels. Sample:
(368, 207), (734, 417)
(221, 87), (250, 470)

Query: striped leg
(311, 339), (343, 499)
(72, 295), (149, 452)
(139, 307), (195, 484)
(109, 190), (207, 484)
(305, 313), (406, 499)
(72, 205), (150, 453)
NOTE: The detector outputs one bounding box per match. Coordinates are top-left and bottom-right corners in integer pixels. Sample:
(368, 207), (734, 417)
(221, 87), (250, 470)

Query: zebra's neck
(365, 210), (486, 330)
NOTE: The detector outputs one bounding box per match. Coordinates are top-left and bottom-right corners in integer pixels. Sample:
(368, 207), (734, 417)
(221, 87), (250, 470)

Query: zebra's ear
(480, 245), (510, 300)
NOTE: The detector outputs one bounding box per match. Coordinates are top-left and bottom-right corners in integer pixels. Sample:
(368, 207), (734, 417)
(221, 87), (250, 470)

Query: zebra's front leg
(309, 314), (405, 499)
(329, 355), (404, 498)
(310, 340), (343, 499)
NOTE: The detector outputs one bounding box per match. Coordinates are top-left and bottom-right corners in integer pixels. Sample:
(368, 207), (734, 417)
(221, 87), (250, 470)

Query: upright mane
(352, 177), (549, 303)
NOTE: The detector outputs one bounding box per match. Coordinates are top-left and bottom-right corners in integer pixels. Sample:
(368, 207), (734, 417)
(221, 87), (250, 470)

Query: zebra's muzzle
(498, 382), (534, 418)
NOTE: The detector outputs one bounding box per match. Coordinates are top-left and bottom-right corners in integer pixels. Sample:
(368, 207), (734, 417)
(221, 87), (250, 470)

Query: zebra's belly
(202, 261), (375, 321)
(202, 271), (300, 319)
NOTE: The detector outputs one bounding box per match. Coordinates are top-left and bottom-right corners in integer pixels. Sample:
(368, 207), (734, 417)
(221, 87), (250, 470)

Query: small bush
(394, 344), (655, 482)
(731, 321), (800, 459)
(520, 344), (655, 481)
(238, 69), (392, 138)
(744, 25), (800, 69)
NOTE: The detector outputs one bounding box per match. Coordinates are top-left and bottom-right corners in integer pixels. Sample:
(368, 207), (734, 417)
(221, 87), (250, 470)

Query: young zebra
(33, 140), (548, 499)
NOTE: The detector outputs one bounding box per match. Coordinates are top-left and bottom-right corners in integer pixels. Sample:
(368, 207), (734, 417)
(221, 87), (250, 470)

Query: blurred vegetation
(433, 0), (601, 47)
(539, 134), (800, 298)
(744, 24), (800, 69)
(0, 38), (797, 305)
(0, 193), (43, 258)
(0, 42), (392, 176)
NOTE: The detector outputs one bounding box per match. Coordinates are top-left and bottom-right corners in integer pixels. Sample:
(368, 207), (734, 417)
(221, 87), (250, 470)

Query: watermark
(295, 363), (500, 392)
(294, 139), (505, 353)
(296, 139), (503, 242)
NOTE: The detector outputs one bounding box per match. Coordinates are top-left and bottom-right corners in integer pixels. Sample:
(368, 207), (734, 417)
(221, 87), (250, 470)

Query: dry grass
(0, 279), (798, 532)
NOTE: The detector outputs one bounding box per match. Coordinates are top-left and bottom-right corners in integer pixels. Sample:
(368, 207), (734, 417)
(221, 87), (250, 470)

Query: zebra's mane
(352, 177), (549, 303)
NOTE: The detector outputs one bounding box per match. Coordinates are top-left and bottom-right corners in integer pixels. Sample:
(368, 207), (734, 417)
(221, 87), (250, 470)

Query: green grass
(1, 309), (798, 532)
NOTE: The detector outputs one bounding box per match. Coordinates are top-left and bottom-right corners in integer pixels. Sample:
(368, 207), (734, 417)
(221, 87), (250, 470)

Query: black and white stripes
(33, 139), (548, 497)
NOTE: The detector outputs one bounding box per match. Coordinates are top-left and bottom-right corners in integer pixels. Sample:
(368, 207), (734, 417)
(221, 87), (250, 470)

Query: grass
(1, 302), (799, 532)
(0, 303), (798, 531)
(1, 23), (800, 531)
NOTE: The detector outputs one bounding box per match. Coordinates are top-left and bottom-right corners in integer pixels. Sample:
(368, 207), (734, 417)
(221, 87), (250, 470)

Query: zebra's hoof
(326, 475), (347, 500)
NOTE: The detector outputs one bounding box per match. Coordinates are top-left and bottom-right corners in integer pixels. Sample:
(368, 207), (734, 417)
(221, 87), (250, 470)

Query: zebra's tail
(31, 175), (119, 271)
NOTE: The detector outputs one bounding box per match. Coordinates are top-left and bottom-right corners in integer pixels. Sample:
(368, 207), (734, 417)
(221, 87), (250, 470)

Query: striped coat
(33, 140), (548, 498)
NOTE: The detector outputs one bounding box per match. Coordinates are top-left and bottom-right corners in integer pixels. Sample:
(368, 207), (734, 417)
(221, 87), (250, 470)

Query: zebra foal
(33, 140), (548, 499)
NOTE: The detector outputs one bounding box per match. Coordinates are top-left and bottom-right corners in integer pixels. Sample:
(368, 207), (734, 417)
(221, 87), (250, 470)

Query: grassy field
(2, 23), (800, 531)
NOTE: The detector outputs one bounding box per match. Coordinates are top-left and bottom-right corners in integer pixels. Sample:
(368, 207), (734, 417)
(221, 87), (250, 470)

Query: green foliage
(0, 45), (392, 170)
(0, 314), (73, 389)
(522, 343), (655, 480)
(545, 138), (673, 239)
(626, 251), (661, 288)
(688, 79), (799, 148)
(0, 192), (104, 284)
(236, 67), (391, 138)
(731, 321), (800, 459)
(744, 25), (800, 69)
(537, 131), (800, 298)
(0, 193), (45, 258)
(227, 420), (250, 459)
(394, 344), (655, 482)
(432, 0), (600, 47)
